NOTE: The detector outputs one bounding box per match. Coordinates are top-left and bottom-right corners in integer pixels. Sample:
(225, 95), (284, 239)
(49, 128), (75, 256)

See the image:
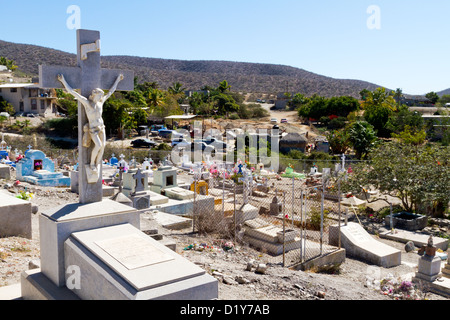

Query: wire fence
(2, 134), (350, 269)
(188, 170), (346, 268)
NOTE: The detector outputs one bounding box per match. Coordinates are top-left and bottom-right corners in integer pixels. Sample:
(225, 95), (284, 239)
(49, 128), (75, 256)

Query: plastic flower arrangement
(379, 275), (422, 300)
(16, 190), (34, 201)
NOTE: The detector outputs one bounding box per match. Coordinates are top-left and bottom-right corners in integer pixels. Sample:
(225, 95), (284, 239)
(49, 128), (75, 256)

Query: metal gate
(283, 178), (343, 268)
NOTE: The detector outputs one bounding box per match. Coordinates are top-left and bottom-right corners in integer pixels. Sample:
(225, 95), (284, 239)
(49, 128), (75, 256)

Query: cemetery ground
(0, 174), (448, 301)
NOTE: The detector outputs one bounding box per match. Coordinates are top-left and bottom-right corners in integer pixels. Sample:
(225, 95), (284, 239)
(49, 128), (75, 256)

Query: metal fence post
(291, 177), (295, 229)
(282, 191), (286, 267)
(338, 178), (341, 249)
(320, 182), (324, 255)
(300, 189), (304, 264)
(233, 183), (236, 245)
(193, 179), (197, 233)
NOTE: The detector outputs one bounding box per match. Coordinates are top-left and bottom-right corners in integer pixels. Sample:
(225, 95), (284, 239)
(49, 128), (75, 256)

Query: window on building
(29, 89), (38, 98)
(19, 102), (24, 112)
(10, 88), (17, 93)
(31, 99), (37, 110)
(41, 100), (46, 110)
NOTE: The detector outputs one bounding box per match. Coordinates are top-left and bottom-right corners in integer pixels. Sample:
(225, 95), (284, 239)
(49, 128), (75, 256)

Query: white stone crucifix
(39, 29), (134, 204)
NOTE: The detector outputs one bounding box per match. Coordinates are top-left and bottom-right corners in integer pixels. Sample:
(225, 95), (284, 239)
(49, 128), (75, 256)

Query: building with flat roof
(0, 83), (57, 117)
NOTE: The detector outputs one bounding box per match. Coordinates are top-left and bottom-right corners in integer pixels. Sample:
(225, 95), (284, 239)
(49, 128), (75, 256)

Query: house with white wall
(0, 83), (57, 117)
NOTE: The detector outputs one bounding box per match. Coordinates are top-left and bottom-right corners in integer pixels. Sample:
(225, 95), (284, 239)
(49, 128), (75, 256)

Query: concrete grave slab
(151, 211), (192, 230)
(39, 199), (139, 287)
(0, 191), (32, 239)
(236, 204), (259, 224)
(164, 187), (194, 200)
(0, 163), (11, 180)
(64, 223), (218, 300)
(330, 222), (401, 268)
(379, 229), (448, 251)
(243, 218), (302, 255)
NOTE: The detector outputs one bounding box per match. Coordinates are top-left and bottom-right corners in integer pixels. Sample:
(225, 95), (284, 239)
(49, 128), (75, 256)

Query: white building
(0, 83), (57, 117)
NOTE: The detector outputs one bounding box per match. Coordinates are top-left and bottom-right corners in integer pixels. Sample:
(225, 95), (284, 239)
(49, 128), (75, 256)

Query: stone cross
(39, 29), (134, 204)
(117, 164), (125, 194)
(132, 169), (146, 193)
(341, 154), (346, 172)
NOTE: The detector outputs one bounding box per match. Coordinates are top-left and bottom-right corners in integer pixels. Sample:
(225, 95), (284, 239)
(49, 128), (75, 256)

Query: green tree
(348, 121), (378, 159)
(327, 96), (360, 117)
(188, 91), (206, 114)
(394, 88), (403, 107)
(343, 142), (450, 216)
(168, 82), (186, 95)
(212, 92), (239, 116)
(0, 115), (7, 128)
(362, 87), (397, 137)
(217, 80), (231, 93)
(297, 94), (328, 120)
(425, 92), (440, 104)
(289, 93), (308, 110)
(102, 97), (133, 135)
(147, 88), (165, 115)
(327, 129), (351, 155)
(439, 94), (450, 105)
(386, 105), (424, 135)
(359, 89), (371, 101)
(0, 57), (18, 71)
(391, 125), (426, 146)
(22, 119), (31, 128)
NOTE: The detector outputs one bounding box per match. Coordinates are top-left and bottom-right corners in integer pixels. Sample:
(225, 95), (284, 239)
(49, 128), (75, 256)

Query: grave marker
(39, 29), (134, 204)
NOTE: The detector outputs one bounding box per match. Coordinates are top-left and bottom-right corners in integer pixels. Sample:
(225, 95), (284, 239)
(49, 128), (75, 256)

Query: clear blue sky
(1, 0), (449, 95)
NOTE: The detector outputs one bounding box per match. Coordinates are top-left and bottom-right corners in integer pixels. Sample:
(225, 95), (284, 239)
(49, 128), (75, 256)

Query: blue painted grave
(16, 150), (70, 187)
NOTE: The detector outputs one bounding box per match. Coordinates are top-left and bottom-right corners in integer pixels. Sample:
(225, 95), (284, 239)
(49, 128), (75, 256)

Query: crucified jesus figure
(58, 73), (123, 171)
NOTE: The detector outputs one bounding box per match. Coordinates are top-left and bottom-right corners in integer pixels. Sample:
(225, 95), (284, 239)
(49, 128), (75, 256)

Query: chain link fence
(188, 168), (346, 268)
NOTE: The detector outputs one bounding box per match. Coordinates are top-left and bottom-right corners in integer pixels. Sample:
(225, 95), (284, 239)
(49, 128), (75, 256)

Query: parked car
(138, 125), (149, 136)
(270, 118), (278, 123)
(281, 119), (288, 123)
(203, 137), (227, 150)
(158, 129), (176, 140)
(131, 138), (157, 148)
(172, 139), (190, 149)
(191, 142), (215, 154)
(0, 112), (10, 119)
(151, 124), (167, 131)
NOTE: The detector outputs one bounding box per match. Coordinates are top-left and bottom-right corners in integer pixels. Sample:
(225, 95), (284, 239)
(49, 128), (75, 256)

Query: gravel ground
(0, 177), (448, 301)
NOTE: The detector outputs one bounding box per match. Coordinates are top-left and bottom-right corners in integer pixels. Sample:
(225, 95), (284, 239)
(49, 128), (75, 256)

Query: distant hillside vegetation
(0, 39), (382, 98)
(437, 88), (450, 97)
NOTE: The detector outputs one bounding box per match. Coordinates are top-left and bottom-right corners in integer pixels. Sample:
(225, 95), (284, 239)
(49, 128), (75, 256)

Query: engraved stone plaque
(95, 234), (174, 270)
(348, 224), (371, 243)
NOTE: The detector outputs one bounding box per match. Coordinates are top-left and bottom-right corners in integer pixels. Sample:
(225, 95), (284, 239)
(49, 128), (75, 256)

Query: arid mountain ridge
(1, 39), (389, 97)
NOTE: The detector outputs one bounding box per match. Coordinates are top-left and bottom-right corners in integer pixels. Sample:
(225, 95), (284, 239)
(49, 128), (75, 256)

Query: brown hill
(0, 39), (382, 97)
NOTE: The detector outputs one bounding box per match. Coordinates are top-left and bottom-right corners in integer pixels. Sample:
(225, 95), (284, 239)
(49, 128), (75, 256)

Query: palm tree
(394, 88), (403, 107)
(168, 82), (186, 95)
(217, 80), (231, 93)
(22, 119), (31, 128)
(148, 88), (165, 115)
